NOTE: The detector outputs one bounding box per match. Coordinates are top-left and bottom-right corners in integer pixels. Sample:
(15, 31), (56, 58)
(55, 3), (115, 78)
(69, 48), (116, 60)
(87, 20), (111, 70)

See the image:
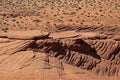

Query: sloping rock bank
(0, 30), (120, 80)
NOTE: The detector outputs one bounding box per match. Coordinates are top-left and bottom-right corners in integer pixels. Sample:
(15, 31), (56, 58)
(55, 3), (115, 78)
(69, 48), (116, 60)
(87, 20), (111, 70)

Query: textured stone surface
(0, 30), (50, 40)
(0, 30), (120, 80)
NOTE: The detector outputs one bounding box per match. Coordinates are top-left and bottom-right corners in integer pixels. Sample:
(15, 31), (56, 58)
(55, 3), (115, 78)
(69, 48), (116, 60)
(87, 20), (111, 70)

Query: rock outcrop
(0, 30), (50, 39)
(0, 30), (120, 80)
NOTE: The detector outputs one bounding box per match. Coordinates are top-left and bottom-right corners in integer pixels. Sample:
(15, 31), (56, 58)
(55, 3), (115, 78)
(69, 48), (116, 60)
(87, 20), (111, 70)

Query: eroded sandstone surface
(0, 30), (120, 80)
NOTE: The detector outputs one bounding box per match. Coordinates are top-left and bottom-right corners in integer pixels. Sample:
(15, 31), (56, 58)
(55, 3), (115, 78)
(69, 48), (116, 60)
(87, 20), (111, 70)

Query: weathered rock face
(0, 30), (50, 39)
(0, 51), (65, 80)
(0, 40), (35, 55)
(0, 30), (120, 80)
(36, 38), (120, 76)
(36, 39), (100, 69)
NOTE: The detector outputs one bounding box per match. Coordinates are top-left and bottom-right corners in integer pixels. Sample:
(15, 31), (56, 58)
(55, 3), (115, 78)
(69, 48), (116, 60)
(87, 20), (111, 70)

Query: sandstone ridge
(0, 30), (120, 80)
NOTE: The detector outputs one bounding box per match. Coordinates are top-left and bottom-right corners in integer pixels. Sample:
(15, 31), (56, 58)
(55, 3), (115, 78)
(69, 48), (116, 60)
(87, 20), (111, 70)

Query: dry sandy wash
(0, 30), (120, 80)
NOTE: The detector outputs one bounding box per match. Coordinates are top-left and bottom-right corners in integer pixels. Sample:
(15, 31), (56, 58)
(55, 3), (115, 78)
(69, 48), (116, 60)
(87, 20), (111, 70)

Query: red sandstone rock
(0, 30), (119, 80)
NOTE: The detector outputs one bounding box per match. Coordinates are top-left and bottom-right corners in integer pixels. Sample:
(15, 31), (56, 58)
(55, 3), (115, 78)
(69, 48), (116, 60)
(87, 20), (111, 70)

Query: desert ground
(0, 0), (120, 80)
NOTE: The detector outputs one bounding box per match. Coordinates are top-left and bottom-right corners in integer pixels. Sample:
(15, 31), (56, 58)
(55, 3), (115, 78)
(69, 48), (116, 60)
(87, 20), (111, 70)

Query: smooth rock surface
(1, 30), (50, 40)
